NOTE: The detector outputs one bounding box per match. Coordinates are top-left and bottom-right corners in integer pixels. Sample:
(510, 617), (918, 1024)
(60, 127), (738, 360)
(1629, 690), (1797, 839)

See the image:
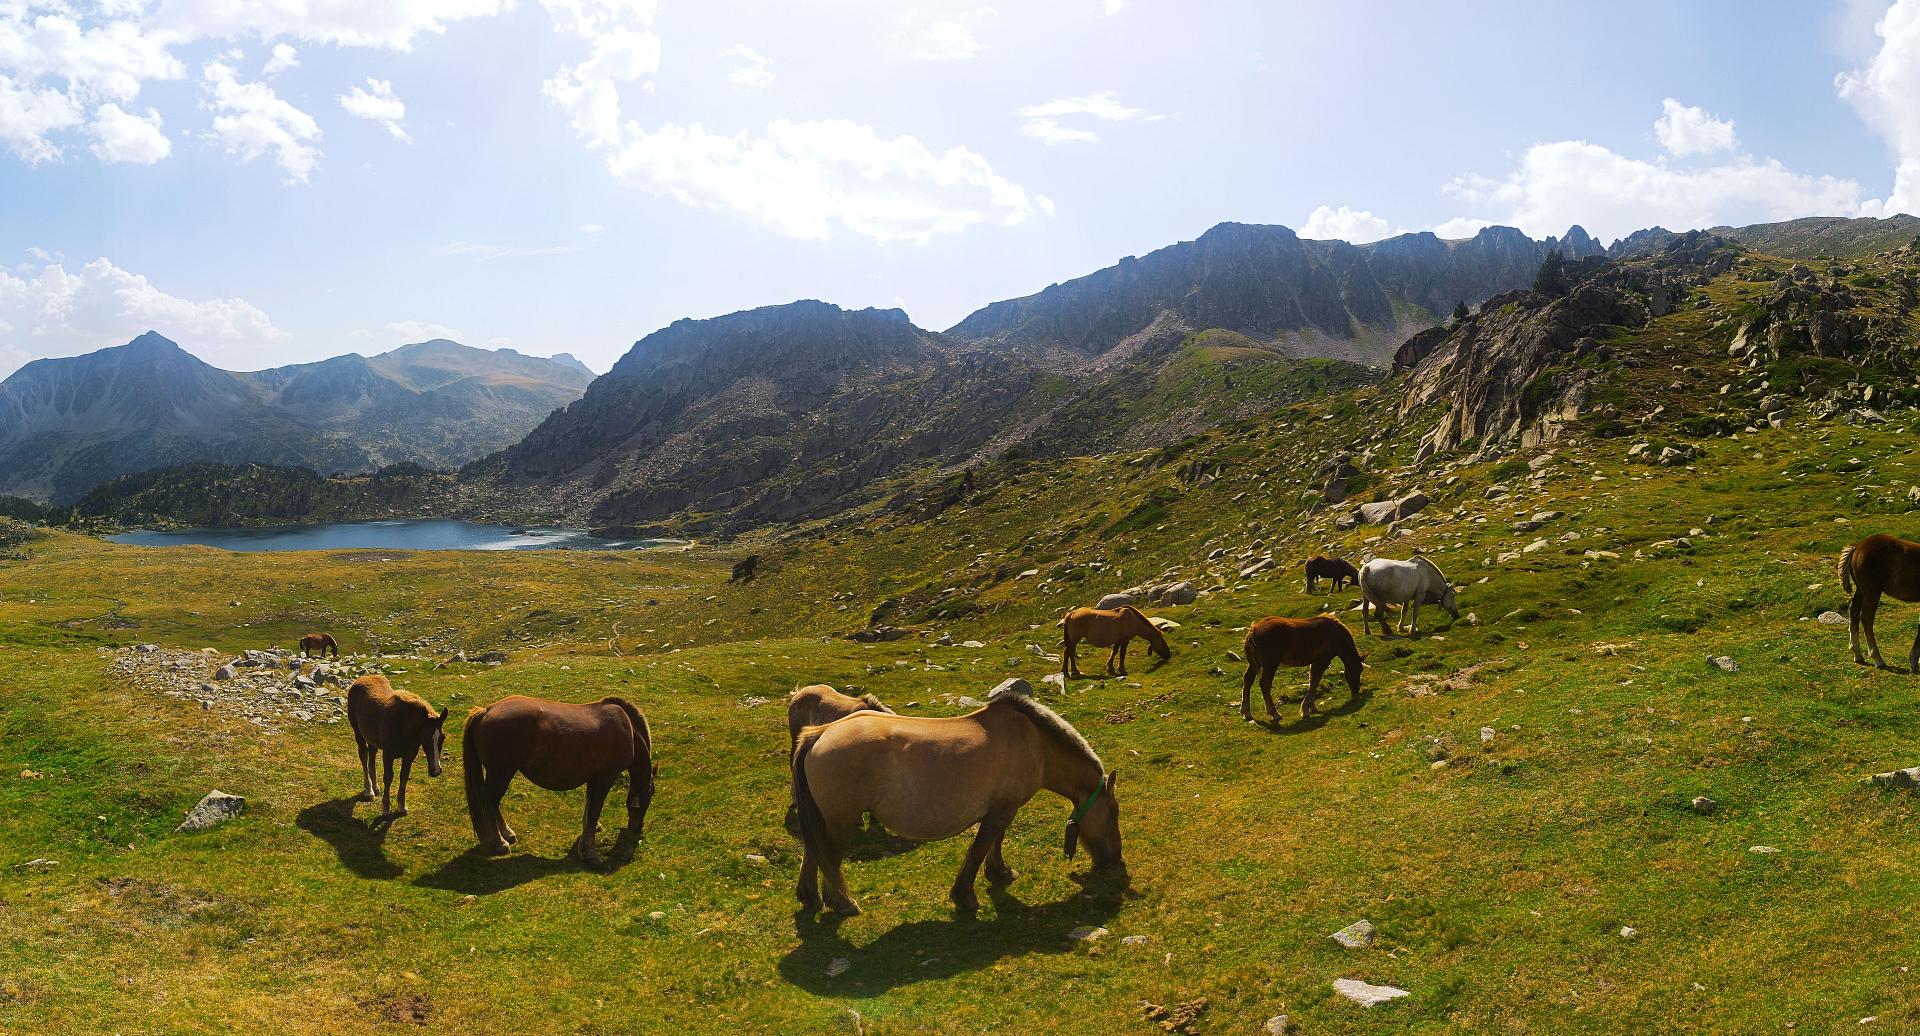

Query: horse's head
(1439, 582), (1461, 620)
(423, 710), (448, 778)
(1065, 771), (1124, 869)
(1135, 611), (1172, 663)
(630, 758), (659, 833)
(859, 693), (896, 715)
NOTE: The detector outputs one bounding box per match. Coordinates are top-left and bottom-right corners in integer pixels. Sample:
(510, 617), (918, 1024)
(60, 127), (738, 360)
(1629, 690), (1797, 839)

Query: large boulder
(1154, 580), (1198, 606)
(1095, 592), (1137, 610)
(1355, 500), (1399, 525)
(1394, 490), (1430, 520)
(176, 790), (246, 833)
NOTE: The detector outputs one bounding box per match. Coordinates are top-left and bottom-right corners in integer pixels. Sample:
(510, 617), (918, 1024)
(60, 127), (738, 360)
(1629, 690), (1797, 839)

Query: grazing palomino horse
(791, 679), (1122, 915)
(1304, 555), (1360, 594)
(1358, 556), (1459, 637)
(346, 675), (446, 818)
(299, 632), (339, 658)
(1240, 616), (1364, 721)
(1059, 605), (1171, 679)
(1842, 534), (1920, 670)
(462, 695), (657, 865)
(787, 684), (894, 751)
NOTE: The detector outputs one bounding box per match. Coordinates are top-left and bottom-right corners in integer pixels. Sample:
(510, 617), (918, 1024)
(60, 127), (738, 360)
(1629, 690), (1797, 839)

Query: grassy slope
(7, 255), (1920, 1033)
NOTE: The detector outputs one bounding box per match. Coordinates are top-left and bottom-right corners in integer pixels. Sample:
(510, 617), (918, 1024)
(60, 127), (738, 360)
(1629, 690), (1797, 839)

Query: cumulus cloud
(1431, 216), (1495, 239)
(539, 0), (658, 37)
(723, 44), (773, 89)
(339, 78), (409, 142)
(542, 25), (662, 147)
(202, 60), (321, 182)
(1102, 0), (1126, 12)
(0, 74), (82, 163)
(262, 43), (299, 77)
(88, 101), (169, 163)
(1015, 90), (1165, 145)
(149, 0), (512, 50)
(603, 118), (1052, 244)
(1839, 0), (1920, 217)
(385, 319), (466, 342)
(0, 14), (182, 102)
(0, 256), (284, 375)
(895, 7), (996, 61)
(1299, 205), (1392, 243)
(1654, 98), (1737, 157)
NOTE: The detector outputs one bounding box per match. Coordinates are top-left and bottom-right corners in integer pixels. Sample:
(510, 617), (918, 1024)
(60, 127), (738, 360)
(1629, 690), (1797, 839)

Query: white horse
(1358, 556), (1459, 637)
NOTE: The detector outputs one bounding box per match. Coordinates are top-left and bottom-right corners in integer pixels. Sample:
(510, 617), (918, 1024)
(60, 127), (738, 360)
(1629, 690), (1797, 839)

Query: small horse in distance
(791, 679), (1122, 915)
(299, 632), (339, 658)
(462, 695), (656, 866)
(1358, 556), (1460, 637)
(1240, 615), (1364, 722)
(1059, 605), (1171, 679)
(787, 684), (894, 751)
(346, 675), (446, 818)
(1304, 556), (1360, 594)
(730, 555), (760, 583)
(1842, 534), (1920, 670)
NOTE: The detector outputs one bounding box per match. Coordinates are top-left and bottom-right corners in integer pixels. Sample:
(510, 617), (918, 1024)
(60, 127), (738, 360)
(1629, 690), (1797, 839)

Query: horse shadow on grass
(295, 796), (403, 880)
(1257, 682), (1374, 737)
(778, 868), (1132, 995)
(412, 829), (644, 896)
(783, 811), (923, 863)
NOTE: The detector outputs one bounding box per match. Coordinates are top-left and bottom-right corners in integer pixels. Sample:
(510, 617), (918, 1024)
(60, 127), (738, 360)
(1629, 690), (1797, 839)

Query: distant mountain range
(0, 334), (592, 503)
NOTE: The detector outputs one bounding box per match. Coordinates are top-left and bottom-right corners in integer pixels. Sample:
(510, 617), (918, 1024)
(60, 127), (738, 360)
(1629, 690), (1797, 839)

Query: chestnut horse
(791, 679), (1122, 915)
(1059, 605), (1171, 679)
(1842, 534), (1920, 670)
(299, 632), (339, 658)
(346, 675), (446, 818)
(1304, 555), (1360, 594)
(462, 695), (656, 865)
(1240, 615), (1364, 722)
(787, 684), (894, 751)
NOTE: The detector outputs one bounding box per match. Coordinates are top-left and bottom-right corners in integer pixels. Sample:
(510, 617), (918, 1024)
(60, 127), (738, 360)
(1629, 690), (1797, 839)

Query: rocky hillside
(0, 334), (590, 503)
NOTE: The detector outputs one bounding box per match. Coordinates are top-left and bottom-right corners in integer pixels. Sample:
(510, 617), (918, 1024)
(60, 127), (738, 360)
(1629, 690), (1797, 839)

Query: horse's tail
(462, 707), (492, 845)
(1056, 607), (1073, 629)
(1841, 545), (1856, 596)
(791, 726), (830, 865)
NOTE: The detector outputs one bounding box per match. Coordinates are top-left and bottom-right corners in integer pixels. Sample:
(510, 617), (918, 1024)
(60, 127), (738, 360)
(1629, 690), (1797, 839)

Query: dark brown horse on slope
(1304, 556), (1360, 594)
(1842, 534), (1920, 670)
(300, 632), (339, 658)
(1059, 606), (1171, 679)
(791, 679), (1122, 915)
(1240, 615), (1364, 722)
(462, 695), (656, 865)
(347, 675), (446, 818)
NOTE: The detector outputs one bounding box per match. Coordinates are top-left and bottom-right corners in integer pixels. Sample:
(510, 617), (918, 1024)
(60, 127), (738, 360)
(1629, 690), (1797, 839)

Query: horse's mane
(988, 681), (1103, 772)
(858, 693), (895, 714)
(1416, 554), (1450, 582)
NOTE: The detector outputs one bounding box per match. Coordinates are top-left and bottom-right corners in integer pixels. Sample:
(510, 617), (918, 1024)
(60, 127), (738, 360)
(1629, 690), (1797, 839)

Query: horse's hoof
(987, 868), (1018, 886)
(354, 792), (375, 803)
(391, 808), (407, 818)
(828, 900), (862, 916)
(483, 842), (511, 856)
(951, 895), (980, 913)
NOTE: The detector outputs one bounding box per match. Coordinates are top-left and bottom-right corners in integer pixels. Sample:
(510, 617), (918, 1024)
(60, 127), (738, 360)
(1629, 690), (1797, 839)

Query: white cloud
(1299, 205), (1392, 243)
(542, 25), (662, 147)
(201, 60), (321, 182)
(539, 0), (658, 37)
(436, 241), (582, 260)
(263, 43), (299, 77)
(603, 118), (1052, 245)
(912, 20), (980, 60)
(722, 44), (774, 89)
(1654, 98), (1737, 157)
(484, 335), (513, 348)
(150, 0), (512, 50)
(0, 74), (82, 163)
(0, 14), (182, 102)
(0, 256), (284, 375)
(88, 102), (169, 164)
(1431, 216), (1495, 239)
(1840, 0), (1920, 217)
(578, 223), (604, 234)
(1103, 0), (1126, 12)
(339, 78), (409, 142)
(1014, 90), (1165, 144)
(1441, 137), (1863, 241)
(385, 319), (465, 341)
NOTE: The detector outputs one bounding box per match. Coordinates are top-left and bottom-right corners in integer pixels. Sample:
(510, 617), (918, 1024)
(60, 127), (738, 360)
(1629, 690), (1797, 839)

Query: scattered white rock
(1750, 845), (1779, 855)
(1870, 766), (1920, 790)
(1818, 611), (1847, 625)
(1332, 978), (1410, 1007)
(826, 957), (851, 978)
(175, 790), (245, 833)
(1263, 1015), (1293, 1034)
(1331, 919), (1376, 948)
(1067, 925), (1108, 942)
(1120, 934), (1150, 947)
(1690, 796), (1718, 815)
(1620, 926), (1637, 939)
(1708, 656), (1738, 672)
(19, 858), (55, 870)
(1479, 726), (1496, 744)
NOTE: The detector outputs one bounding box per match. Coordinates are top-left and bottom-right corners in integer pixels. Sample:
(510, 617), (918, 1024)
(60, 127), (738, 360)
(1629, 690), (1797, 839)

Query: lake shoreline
(104, 518), (693, 553)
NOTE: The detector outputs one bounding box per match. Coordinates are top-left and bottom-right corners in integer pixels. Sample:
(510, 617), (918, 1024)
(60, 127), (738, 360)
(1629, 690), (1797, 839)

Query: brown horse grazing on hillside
(299, 632), (339, 658)
(1240, 616), (1364, 722)
(791, 679), (1122, 915)
(787, 684), (894, 751)
(1304, 555), (1360, 594)
(462, 695), (656, 865)
(1059, 605), (1171, 679)
(347, 675), (447, 818)
(1842, 534), (1920, 670)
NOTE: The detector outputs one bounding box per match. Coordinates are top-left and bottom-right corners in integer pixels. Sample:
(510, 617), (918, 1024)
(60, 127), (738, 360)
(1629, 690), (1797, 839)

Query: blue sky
(3, 0), (1918, 375)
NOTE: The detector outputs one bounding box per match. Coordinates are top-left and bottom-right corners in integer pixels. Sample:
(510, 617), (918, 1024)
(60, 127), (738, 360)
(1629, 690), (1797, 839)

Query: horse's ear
(1063, 821), (1080, 858)
(1106, 770), (1118, 790)
(652, 762), (661, 778)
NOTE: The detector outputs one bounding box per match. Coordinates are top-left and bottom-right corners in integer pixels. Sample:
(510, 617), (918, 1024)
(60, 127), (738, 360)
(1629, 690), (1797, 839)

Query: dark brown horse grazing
(299, 632), (339, 658)
(1304, 555), (1360, 594)
(787, 684), (894, 751)
(791, 679), (1121, 915)
(1240, 615), (1364, 722)
(346, 675), (446, 818)
(1059, 605), (1171, 679)
(462, 695), (656, 865)
(1842, 534), (1920, 670)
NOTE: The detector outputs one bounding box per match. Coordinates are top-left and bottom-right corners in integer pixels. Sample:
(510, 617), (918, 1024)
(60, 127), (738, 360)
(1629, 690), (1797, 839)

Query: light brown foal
(791, 680), (1122, 916)
(346, 675), (446, 818)
(1059, 605), (1171, 679)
